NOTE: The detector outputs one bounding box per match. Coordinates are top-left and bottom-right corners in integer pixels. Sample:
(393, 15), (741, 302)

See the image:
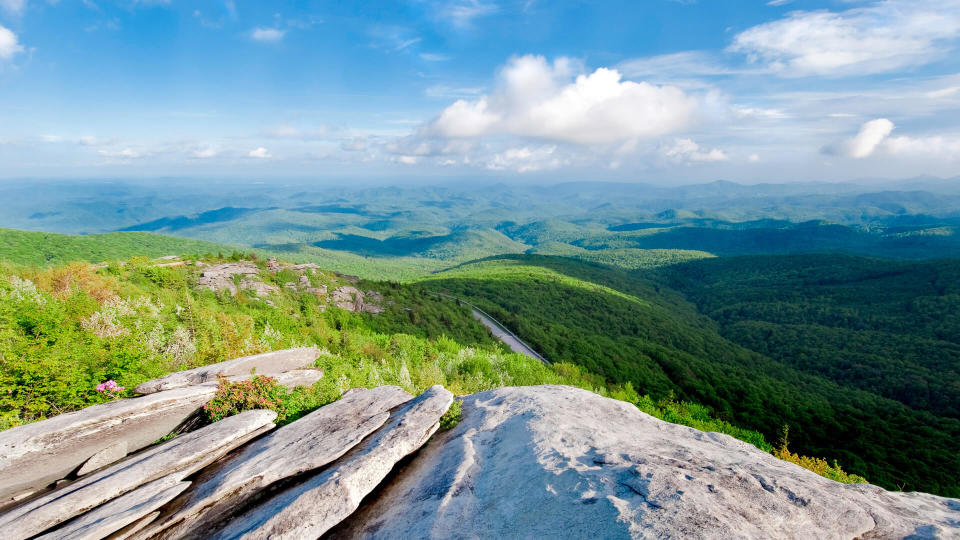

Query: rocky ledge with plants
(0, 350), (956, 539)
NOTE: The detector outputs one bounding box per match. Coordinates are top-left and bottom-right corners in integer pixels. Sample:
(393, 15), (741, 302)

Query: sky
(0, 0), (959, 183)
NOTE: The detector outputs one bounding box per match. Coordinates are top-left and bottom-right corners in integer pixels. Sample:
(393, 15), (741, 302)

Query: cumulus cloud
(250, 27), (285, 42)
(425, 55), (700, 145)
(730, 0), (960, 76)
(662, 138), (729, 163)
(0, 24), (24, 60)
(248, 147), (271, 158)
(824, 118), (894, 158)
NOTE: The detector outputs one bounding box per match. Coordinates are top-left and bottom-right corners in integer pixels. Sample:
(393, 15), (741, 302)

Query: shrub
(203, 374), (285, 423)
(773, 426), (867, 484)
(202, 373), (329, 425)
(439, 399), (462, 431)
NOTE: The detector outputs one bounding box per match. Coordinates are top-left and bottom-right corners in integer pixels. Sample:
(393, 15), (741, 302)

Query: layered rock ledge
(1, 363), (956, 539)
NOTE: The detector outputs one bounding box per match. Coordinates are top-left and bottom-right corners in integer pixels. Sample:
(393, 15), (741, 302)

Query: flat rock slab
(142, 386), (413, 539)
(135, 348), (321, 394)
(330, 385), (960, 540)
(36, 477), (190, 540)
(77, 441), (128, 476)
(0, 385), (218, 501)
(0, 410), (277, 540)
(211, 385), (453, 540)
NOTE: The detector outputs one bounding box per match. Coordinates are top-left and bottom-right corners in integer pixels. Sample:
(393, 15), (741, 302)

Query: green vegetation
(0, 228), (244, 267)
(0, 252), (873, 488)
(417, 255), (959, 496)
(202, 374), (321, 424)
(439, 399), (462, 431)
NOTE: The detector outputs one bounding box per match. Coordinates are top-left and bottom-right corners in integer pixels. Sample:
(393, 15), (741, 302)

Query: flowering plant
(203, 374), (284, 423)
(96, 379), (125, 399)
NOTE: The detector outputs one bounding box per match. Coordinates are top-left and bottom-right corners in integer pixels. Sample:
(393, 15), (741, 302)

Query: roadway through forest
(427, 291), (549, 364)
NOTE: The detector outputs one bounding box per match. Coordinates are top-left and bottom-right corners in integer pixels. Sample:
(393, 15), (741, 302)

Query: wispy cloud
(420, 52), (451, 62)
(0, 0), (24, 16)
(730, 0), (960, 77)
(435, 0), (498, 28)
(250, 27), (286, 43)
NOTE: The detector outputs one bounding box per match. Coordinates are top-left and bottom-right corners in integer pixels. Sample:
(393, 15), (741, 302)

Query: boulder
(134, 348), (321, 394)
(0, 385), (219, 502)
(330, 385), (960, 540)
(35, 477), (190, 540)
(211, 385), (453, 539)
(332, 286), (364, 311)
(0, 410), (276, 540)
(196, 263), (260, 295)
(141, 386), (413, 539)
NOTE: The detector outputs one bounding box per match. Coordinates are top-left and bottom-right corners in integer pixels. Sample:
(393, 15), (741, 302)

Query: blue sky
(1, 0), (959, 183)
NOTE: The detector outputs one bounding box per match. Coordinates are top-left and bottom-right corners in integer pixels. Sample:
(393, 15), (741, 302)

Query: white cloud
(248, 147), (271, 158)
(420, 52), (450, 62)
(0, 0), (24, 15)
(435, 0), (498, 28)
(191, 146), (218, 159)
(662, 138), (729, 163)
(250, 27), (285, 42)
(485, 145), (562, 172)
(340, 138), (367, 152)
(927, 86), (960, 99)
(825, 118), (894, 158)
(396, 155), (418, 165)
(263, 124), (328, 140)
(98, 148), (143, 159)
(730, 0), (960, 76)
(748, 153), (760, 162)
(884, 134), (960, 158)
(0, 24), (24, 60)
(425, 55), (700, 145)
(732, 106), (789, 119)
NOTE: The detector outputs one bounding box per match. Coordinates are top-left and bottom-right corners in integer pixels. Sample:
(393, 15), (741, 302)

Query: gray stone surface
(211, 385), (453, 540)
(0, 410), (276, 540)
(141, 386), (413, 539)
(134, 348), (321, 394)
(0, 385), (218, 502)
(108, 511), (161, 540)
(76, 440), (129, 476)
(195, 263), (261, 295)
(331, 385), (960, 540)
(35, 478), (190, 540)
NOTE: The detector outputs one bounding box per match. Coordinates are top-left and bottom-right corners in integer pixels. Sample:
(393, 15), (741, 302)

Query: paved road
(425, 291), (548, 364)
(470, 309), (548, 364)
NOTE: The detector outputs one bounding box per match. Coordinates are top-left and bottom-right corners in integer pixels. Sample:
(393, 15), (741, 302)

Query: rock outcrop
(210, 385), (453, 539)
(0, 385), (219, 501)
(2, 381), (956, 539)
(331, 386), (960, 539)
(196, 263), (276, 296)
(139, 386), (414, 539)
(134, 348), (322, 394)
(1, 410), (277, 540)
